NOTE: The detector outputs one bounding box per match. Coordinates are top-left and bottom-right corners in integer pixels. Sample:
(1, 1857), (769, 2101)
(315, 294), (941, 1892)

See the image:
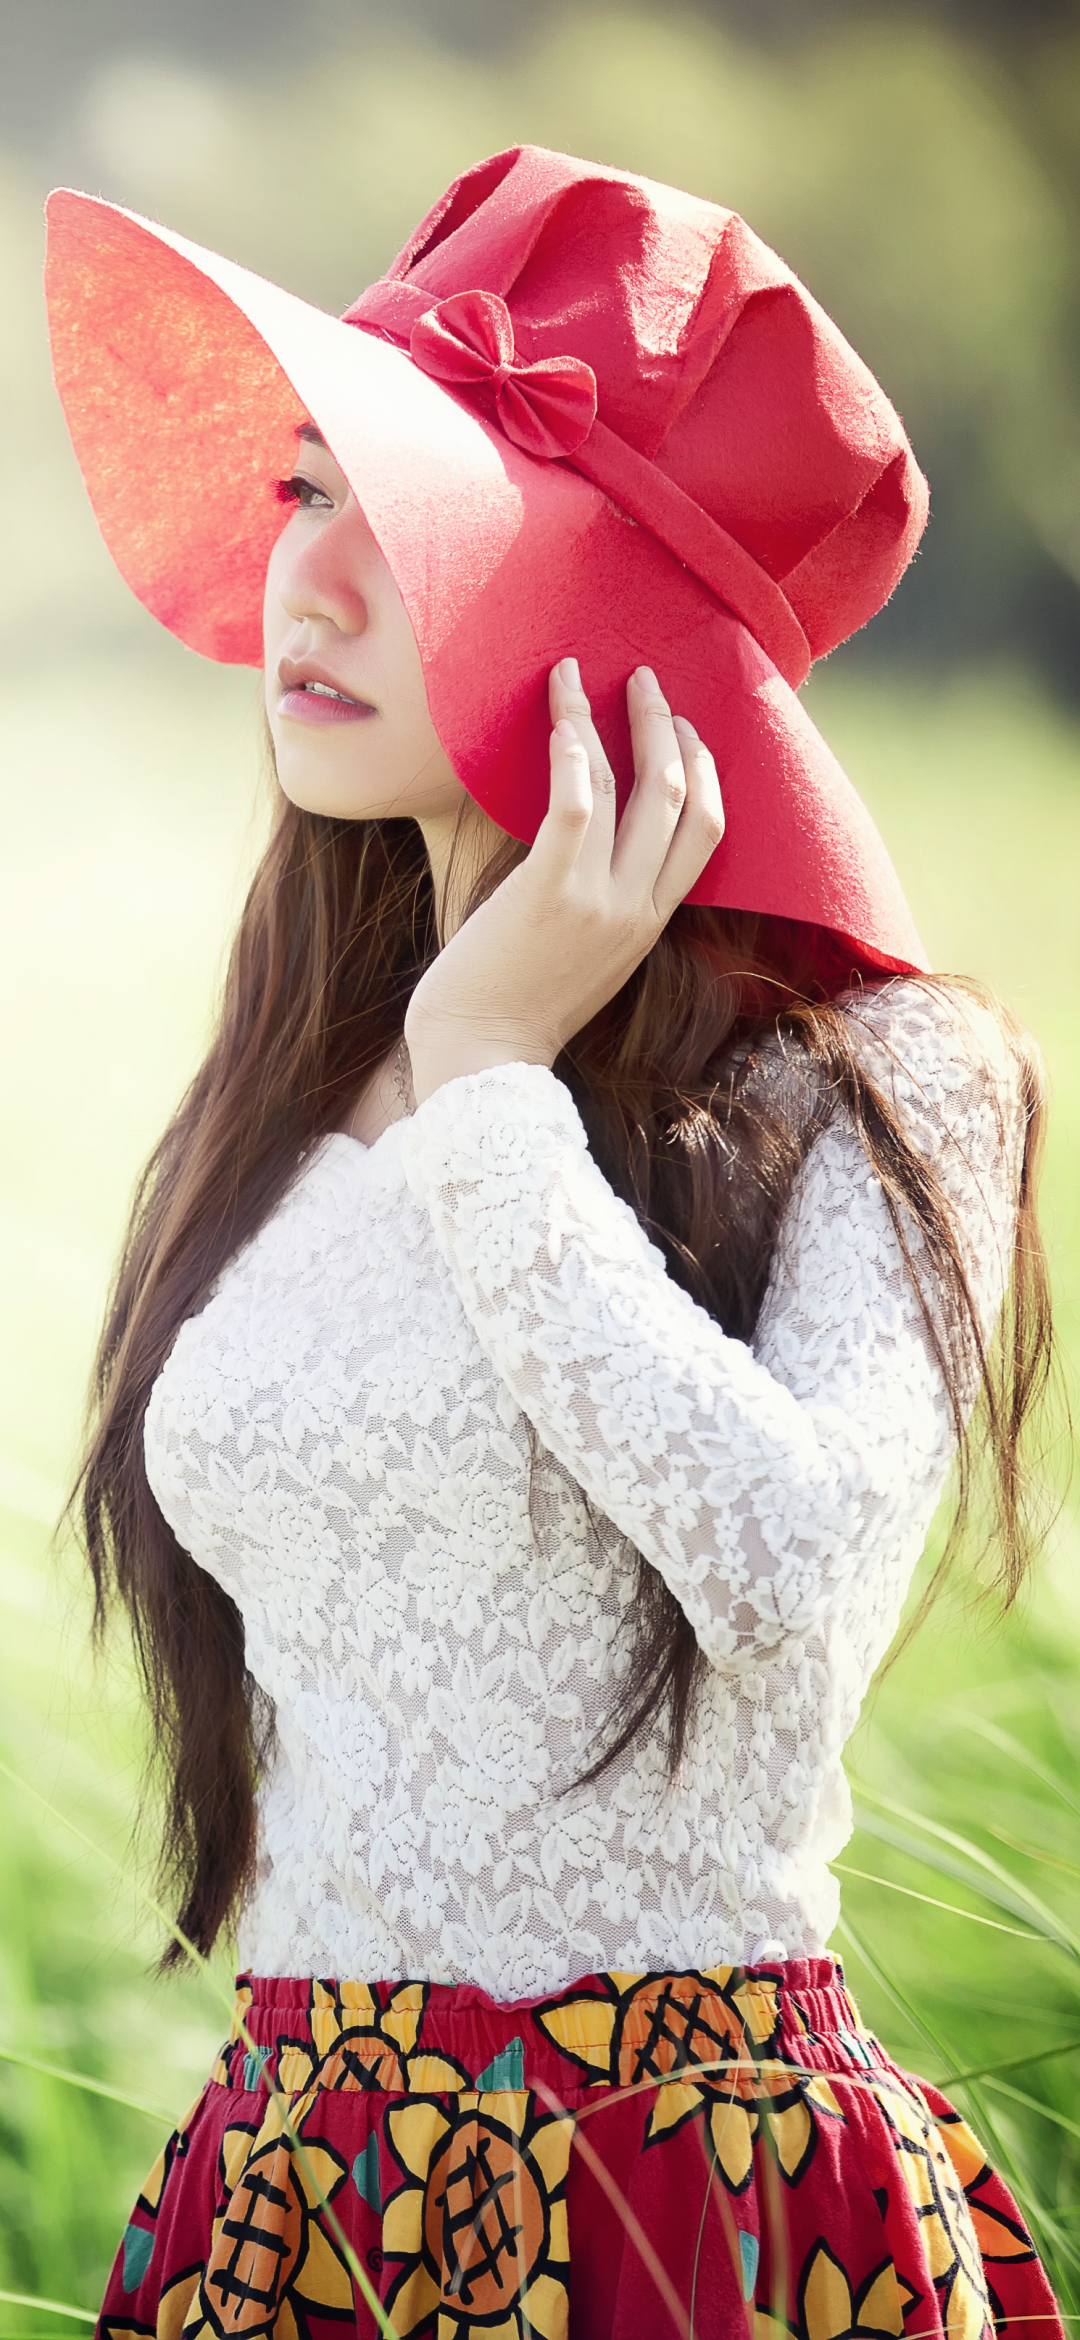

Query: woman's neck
(417, 796), (508, 943)
(338, 794), (509, 1145)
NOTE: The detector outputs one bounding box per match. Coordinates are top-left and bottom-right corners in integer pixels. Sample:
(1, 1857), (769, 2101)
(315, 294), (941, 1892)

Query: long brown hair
(75, 790), (1053, 1964)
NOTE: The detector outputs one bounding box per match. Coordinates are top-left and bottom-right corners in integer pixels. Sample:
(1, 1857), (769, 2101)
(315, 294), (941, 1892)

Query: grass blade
(943, 2037), (1080, 2086)
(950, 1714), (1080, 1824)
(986, 1827), (1080, 1882)
(832, 1862), (1042, 1938)
(0, 2295), (95, 2326)
(982, 2077), (1080, 2144)
(852, 1788), (1080, 1955)
(0, 2043), (174, 2123)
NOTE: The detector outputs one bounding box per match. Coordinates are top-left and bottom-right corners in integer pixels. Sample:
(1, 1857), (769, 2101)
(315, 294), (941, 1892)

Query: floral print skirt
(98, 1959), (1061, 2340)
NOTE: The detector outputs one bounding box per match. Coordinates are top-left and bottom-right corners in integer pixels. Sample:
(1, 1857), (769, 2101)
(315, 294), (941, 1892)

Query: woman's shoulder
(839, 970), (1019, 1058)
(837, 973), (1031, 1098)
(833, 973), (1034, 1194)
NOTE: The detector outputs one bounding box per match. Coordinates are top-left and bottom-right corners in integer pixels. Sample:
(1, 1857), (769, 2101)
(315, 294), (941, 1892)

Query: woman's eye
(277, 473), (335, 510)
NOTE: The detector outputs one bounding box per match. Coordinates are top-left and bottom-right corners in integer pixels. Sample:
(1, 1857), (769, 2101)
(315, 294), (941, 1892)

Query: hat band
(569, 422), (811, 690)
(344, 279), (811, 691)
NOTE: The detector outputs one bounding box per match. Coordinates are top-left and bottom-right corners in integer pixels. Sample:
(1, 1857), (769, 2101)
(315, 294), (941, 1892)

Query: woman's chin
(277, 775), (365, 819)
(271, 742), (394, 823)
(270, 733), (470, 826)
(273, 765), (457, 825)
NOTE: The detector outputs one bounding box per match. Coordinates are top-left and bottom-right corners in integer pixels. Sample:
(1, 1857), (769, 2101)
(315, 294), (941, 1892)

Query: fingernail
(637, 666), (662, 696)
(559, 656), (581, 688)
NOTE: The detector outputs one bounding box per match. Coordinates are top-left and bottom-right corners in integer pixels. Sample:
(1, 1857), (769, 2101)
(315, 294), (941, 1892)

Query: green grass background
(1, 645), (1078, 2321)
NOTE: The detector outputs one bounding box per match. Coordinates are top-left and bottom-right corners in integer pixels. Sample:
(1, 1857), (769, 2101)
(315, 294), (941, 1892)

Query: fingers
(610, 667), (688, 896)
(613, 669), (724, 918)
(534, 656), (725, 915)
(651, 713), (726, 924)
(546, 658), (618, 870)
(526, 713), (594, 884)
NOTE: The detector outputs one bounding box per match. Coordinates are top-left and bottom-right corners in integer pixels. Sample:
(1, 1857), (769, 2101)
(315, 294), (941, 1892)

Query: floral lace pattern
(144, 982), (1024, 1996)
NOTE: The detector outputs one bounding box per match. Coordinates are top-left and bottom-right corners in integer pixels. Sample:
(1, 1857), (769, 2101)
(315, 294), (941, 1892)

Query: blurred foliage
(0, 654), (262, 2329)
(3, 1), (1080, 682)
(841, 1600), (1080, 2294)
(0, 1507), (229, 2326)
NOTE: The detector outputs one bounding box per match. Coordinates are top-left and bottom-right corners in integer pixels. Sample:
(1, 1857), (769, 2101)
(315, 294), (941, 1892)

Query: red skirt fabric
(98, 1959), (1061, 2340)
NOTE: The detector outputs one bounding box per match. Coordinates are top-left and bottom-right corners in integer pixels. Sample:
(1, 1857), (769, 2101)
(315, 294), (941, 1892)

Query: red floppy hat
(45, 144), (930, 976)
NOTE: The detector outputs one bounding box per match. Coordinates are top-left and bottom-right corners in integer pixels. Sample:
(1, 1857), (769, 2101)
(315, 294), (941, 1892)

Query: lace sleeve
(400, 981), (1026, 1675)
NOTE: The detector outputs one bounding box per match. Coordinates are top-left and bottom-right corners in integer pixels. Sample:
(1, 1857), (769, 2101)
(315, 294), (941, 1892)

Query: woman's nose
(276, 506), (371, 636)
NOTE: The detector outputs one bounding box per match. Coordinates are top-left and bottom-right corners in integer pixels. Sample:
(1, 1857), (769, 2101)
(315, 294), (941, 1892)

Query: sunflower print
(184, 2095), (355, 2340)
(533, 1964), (845, 2192)
(380, 2089), (573, 2340)
(225, 1979), (475, 2100)
(95, 1962), (1063, 2340)
(754, 2239), (919, 2340)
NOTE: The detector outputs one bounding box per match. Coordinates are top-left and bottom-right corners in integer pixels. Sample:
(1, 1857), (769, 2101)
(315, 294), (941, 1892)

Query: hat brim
(45, 189), (926, 976)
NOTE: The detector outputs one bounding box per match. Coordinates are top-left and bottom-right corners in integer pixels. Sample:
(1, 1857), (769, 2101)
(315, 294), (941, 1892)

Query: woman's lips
(278, 681), (374, 725)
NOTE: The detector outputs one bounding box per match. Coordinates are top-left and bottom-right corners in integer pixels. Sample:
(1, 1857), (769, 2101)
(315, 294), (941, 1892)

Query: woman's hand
(404, 659), (724, 1103)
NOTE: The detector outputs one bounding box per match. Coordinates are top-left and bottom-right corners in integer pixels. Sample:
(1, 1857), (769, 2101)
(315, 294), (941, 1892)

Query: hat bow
(409, 289), (597, 462)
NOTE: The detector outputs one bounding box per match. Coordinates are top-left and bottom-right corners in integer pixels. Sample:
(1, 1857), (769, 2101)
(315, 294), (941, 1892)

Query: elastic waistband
(213, 1960), (886, 2102)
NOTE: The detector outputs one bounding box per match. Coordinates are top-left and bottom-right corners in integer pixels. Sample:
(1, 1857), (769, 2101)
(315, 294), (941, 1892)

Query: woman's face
(263, 429), (466, 822)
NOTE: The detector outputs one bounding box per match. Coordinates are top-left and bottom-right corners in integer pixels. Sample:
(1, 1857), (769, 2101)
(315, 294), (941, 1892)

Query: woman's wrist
(404, 1016), (557, 1106)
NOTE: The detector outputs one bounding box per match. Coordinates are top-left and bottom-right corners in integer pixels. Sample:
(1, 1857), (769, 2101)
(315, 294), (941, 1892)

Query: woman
(47, 147), (1060, 2339)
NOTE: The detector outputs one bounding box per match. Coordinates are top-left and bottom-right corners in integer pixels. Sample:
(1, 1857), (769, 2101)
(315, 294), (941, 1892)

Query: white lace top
(144, 981), (1024, 1997)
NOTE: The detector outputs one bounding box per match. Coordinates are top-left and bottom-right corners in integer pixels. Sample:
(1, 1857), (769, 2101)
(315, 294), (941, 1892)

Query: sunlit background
(2, 0), (1080, 2317)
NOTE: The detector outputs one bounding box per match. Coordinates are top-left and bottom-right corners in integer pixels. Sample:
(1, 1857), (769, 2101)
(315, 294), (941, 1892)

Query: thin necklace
(392, 1034), (415, 1120)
